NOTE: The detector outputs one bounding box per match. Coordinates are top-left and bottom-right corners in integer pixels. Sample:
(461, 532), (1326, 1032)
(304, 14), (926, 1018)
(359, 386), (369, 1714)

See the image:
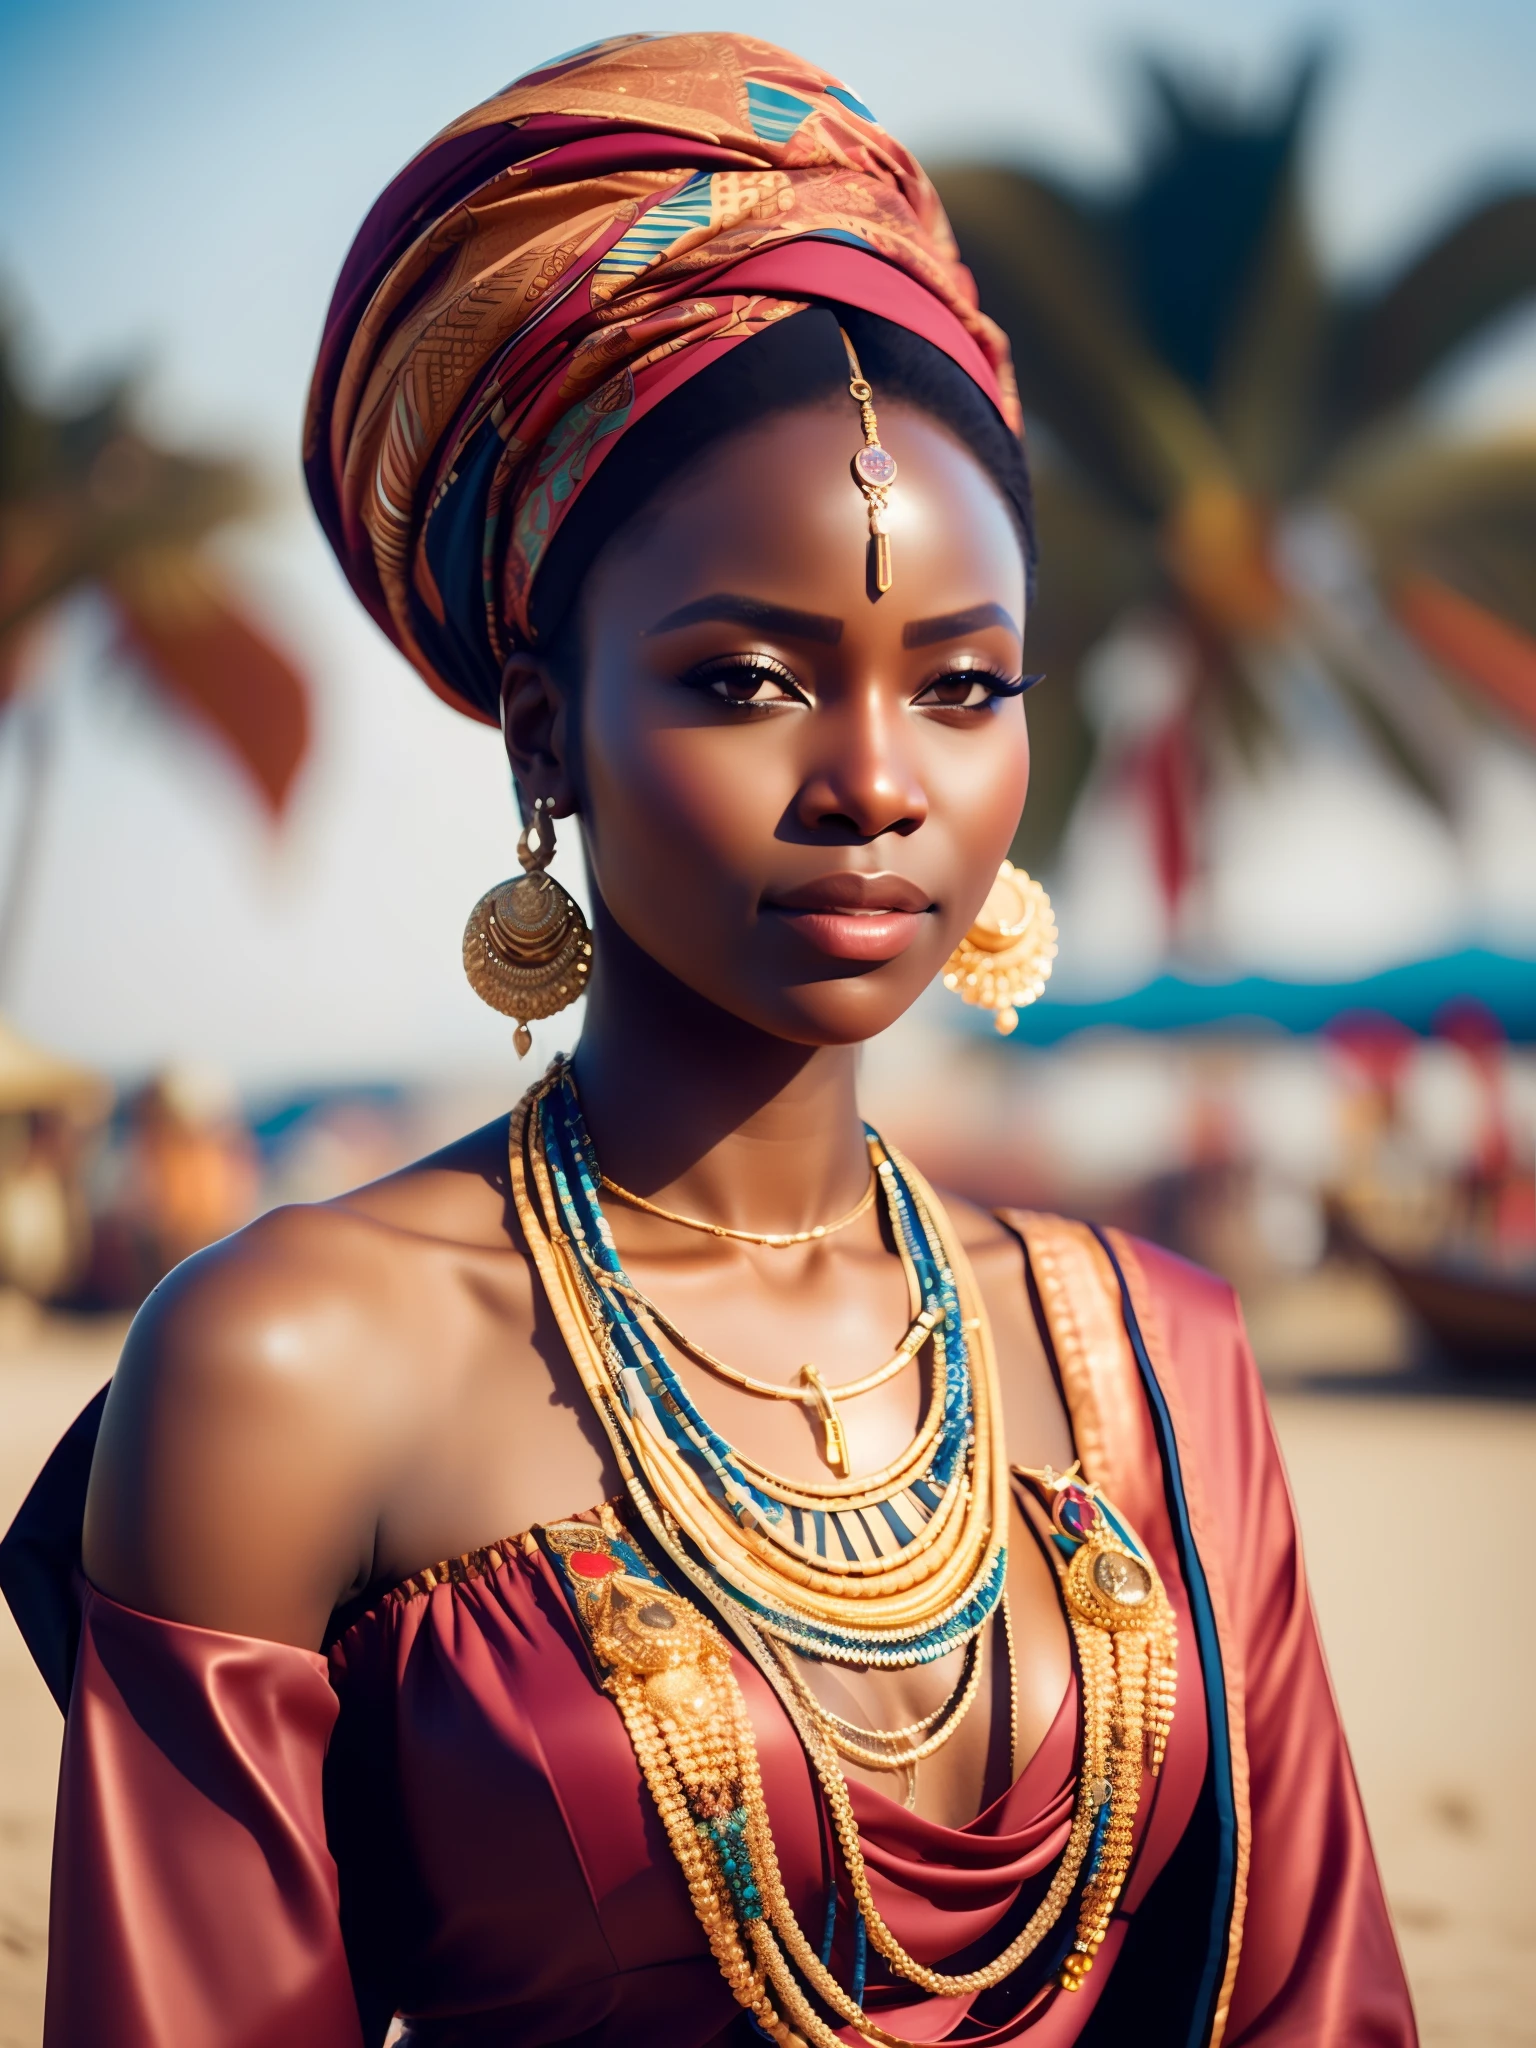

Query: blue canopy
(1009, 948), (1536, 1044)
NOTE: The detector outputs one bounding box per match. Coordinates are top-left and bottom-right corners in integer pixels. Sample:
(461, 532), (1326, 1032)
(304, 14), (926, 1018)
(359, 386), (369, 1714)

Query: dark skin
(84, 397), (1075, 1841)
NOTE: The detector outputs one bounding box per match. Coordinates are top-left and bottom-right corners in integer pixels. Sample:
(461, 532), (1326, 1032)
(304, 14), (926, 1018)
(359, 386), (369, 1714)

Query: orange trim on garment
(1106, 1228), (1251, 2048)
(999, 1211), (1137, 1498)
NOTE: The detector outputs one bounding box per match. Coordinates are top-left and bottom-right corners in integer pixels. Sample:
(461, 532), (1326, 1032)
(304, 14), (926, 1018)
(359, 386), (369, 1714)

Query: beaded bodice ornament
(538, 1474), (1176, 2048)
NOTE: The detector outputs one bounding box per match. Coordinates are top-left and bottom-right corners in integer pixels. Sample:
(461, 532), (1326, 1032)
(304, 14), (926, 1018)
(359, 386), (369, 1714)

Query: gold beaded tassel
(541, 1496), (1174, 2044)
(1022, 1465), (1180, 1993)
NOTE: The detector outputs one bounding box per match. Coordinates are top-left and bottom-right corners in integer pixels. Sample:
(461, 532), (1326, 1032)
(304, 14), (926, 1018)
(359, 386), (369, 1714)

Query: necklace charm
(798, 1363), (852, 1476)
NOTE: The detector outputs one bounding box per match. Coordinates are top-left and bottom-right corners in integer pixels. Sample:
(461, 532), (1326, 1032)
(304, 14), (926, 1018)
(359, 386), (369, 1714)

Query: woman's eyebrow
(644, 594), (844, 643)
(902, 602), (1020, 648)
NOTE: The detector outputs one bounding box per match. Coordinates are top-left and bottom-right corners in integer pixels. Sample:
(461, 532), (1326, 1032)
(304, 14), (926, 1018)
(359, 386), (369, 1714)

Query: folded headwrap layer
(305, 32), (1021, 723)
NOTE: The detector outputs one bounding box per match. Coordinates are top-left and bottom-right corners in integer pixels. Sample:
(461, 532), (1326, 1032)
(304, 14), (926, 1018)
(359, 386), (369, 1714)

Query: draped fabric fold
(1111, 1235), (1415, 2048)
(46, 1582), (362, 2047)
(302, 31), (1018, 721)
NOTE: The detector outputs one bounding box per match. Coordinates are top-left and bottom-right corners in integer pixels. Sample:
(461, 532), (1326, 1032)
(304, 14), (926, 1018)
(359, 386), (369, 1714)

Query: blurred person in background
(0, 1021), (107, 1311)
(3, 36), (1413, 2048)
(85, 1067), (261, 1308)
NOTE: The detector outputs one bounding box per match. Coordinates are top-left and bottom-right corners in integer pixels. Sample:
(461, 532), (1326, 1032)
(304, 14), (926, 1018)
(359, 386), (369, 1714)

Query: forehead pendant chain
(840, 329), (897, 593)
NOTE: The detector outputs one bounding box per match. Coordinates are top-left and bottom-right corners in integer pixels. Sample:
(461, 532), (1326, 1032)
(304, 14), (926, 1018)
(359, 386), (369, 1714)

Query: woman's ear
(500, 655), (577, 817)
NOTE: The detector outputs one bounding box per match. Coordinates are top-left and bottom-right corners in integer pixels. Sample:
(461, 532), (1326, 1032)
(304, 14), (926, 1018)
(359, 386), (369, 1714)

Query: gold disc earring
(941, 860), (1057, 1036)
(462, 799), (593, 1056)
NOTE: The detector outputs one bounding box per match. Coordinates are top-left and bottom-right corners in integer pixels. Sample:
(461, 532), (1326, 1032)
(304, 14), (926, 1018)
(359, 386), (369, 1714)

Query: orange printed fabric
(304, 33), (1019, 722)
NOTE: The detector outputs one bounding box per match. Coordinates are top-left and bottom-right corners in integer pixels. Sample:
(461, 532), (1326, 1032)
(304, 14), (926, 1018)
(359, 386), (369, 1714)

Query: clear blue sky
(1, 0), (1533, 1083)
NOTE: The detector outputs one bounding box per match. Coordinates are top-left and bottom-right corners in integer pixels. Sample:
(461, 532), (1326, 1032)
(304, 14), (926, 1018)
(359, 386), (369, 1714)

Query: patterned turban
(305, 32), (1021, 724)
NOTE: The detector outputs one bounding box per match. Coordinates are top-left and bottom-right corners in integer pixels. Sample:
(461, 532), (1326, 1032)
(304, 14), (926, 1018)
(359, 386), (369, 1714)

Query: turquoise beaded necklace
(536, 1068), (1006, 1665)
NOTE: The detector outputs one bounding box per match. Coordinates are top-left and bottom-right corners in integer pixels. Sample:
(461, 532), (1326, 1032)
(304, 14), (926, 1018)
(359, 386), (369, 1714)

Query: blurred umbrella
(937, 57), (1536, 900)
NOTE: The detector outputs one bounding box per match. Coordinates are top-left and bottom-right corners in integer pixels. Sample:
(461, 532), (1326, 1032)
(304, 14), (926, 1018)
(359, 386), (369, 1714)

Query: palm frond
(1328, 191), (1536, 437)
(1124, 52), (1323, 405)
(1209, 172), (1329, 497)
(1394, 573), (1536, 737)
(1011, 465), (1160, 870)
(107, 550), (310, 814)
(0, 316), (309, 812)
(1329, 435), (1536, 635)
(935, 165), (1228, 514)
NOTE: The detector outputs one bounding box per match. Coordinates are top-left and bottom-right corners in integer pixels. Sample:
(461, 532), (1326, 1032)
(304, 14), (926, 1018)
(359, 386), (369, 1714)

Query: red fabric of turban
(304, 31), (1021, 724)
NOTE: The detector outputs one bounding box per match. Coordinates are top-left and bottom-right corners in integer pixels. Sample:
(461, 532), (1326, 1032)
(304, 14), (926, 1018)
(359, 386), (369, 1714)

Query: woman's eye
(916, 669), (1017, 710)
(684, 655), (806, 709)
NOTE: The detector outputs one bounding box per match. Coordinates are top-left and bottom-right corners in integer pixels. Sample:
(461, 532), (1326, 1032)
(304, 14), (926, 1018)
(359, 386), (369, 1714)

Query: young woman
(2, 34), (1414, 2048)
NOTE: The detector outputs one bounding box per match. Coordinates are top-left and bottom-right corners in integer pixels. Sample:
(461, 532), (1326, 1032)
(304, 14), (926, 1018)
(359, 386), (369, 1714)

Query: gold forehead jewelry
(840, 329), (897, 594)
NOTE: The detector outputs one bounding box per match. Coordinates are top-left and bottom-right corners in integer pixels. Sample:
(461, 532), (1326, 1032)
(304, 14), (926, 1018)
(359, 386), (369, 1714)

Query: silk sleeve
(45, 1579), (364, 2048)
(1127, 1240), (1416, 2047)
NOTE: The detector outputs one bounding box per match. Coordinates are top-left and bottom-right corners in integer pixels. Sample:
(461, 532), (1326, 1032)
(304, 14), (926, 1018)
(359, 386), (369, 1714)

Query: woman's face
(508, 398), (1030, 1048)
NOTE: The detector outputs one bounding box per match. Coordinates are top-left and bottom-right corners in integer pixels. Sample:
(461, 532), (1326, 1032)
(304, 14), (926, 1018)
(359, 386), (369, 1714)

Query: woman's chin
(751, 973), (933, 1049)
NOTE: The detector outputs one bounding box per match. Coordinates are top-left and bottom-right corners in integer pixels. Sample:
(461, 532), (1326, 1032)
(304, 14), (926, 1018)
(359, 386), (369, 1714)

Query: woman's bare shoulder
(83, 1116), (533, 1648)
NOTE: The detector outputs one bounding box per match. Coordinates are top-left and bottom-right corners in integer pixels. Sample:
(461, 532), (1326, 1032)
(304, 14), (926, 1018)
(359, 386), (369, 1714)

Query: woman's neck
(571, 913), (873, 1238)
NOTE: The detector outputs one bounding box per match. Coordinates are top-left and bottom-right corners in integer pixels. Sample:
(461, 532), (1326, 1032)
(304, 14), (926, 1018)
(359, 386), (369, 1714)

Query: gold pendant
(799, 1363), (851, 1476)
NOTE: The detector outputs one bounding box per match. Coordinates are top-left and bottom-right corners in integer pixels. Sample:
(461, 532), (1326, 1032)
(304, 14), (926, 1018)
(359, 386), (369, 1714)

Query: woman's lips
(772, 909), (925, 960)
(764, 873), (934, 962)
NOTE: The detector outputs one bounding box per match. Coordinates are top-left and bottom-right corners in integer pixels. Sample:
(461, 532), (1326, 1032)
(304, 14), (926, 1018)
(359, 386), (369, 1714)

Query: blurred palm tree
(0, 318), (310, 984)
(937, 57), (1536, 914)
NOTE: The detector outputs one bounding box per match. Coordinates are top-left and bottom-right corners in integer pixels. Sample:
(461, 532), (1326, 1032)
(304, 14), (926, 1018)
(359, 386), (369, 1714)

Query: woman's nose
(793, 685), (929, 841)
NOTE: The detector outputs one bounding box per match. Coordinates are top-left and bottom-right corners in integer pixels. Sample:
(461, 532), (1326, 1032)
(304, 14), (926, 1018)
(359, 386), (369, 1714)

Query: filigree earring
(462, 798), (592, 1056)
(941, 861), (1057, 1035)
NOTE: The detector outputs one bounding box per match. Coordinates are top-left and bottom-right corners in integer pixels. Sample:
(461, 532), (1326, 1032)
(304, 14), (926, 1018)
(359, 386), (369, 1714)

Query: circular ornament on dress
(854, 445), (897, 488)
(590, 1574), (725, 1678)
(1064, 1540), (1161, 1631)
(1053, 1484), (1100, 1542)
(1092, 1550), (1151, 1606)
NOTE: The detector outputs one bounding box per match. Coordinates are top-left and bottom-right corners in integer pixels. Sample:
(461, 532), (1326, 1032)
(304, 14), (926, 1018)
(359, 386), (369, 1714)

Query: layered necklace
(511, 1065), (1177, 2048)
(523, 1062), (1011, 1669)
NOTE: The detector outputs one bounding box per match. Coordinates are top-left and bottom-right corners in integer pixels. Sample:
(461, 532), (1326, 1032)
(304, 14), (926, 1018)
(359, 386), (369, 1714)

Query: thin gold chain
(599, 1164), (878, 1246)
(774, 1630), (977, 1752)
(769, 1626), (986, 1772)
(607, 1271), (938, 1404)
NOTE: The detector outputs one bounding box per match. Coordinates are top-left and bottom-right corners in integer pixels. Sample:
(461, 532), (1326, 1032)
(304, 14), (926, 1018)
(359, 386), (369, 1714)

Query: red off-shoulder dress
(3, 1223), (1416, 2046)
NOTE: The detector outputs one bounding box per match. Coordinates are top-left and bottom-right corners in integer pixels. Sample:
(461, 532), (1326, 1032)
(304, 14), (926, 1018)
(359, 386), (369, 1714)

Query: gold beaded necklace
(515, 1068), (1011, 1666)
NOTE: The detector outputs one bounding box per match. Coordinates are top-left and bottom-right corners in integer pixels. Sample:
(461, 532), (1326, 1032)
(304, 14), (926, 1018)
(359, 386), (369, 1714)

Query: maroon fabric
(318, 1496), (1201, 2046)
(40, 1239), (1416, 2045)
(46, 1581), (361, 2048)
(1124, 1240), (1416, 2046)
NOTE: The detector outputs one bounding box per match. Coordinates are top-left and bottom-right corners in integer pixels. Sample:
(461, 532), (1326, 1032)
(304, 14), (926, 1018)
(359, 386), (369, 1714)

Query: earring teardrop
(462, 799), (592, 1054)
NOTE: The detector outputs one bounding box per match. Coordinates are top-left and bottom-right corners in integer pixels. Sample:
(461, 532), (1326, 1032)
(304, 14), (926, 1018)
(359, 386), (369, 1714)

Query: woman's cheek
(592, 712), (793, 873)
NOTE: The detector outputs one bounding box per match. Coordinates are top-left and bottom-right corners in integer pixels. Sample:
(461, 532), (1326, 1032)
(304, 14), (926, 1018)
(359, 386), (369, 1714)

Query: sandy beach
(1, 1316), (1531, 2047)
